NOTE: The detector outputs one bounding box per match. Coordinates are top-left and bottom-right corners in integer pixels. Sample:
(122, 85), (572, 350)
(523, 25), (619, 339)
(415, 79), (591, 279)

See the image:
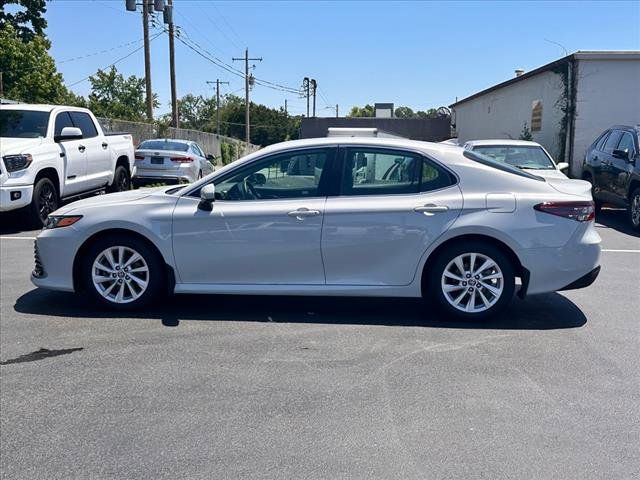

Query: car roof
(464, 139), (543, 147)
(0, 103), (56, 112)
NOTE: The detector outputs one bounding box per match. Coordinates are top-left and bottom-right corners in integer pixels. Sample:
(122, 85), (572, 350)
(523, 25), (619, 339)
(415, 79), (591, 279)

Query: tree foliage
(0, 0), (47, 42)
(348, 104), (375, 117)
(87, 66), (158, 122)
(0, 24), (73, 103)
(348, 104), (439, 119)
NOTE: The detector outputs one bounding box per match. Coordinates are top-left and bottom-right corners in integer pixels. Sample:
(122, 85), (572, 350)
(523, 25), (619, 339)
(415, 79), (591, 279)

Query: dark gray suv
(583, 125), (640, 231)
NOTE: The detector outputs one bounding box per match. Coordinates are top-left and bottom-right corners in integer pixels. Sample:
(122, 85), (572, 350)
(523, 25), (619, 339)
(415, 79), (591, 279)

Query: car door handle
(78, 145), (86, 152)
(101, 142), (108, 149)
(287, 208), (321, 219)
(414, 204), (449, 214)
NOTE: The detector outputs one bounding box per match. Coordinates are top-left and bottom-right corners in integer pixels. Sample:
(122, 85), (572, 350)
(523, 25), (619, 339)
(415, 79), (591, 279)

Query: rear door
(70, 111), (110, 187)
(321, 146), (462, 286)
(610, 131), (637, 201)
(53, 111), (87, 196)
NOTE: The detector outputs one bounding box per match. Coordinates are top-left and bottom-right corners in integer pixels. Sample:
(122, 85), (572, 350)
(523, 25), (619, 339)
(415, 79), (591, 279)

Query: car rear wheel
(81, 235), (164, 310)
(629, 187), (640, 231)
(428, 243), (515, 320)
(29, 177), (59, 228)
(107, 165), (130, 193)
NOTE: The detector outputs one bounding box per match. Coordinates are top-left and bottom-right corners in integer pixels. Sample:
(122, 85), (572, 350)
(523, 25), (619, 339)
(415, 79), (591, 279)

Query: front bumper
(30, 228), (81, 292)
(0, 184), (33, 211)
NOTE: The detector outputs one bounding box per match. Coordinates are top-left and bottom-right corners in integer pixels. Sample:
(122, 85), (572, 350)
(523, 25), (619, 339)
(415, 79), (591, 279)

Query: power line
(67, 32), (163, 87)
(57, 37), (145, 64)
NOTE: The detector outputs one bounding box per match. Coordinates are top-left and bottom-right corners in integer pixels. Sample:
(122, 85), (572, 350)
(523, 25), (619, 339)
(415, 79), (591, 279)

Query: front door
(172, 147), (336, 285)
(322, 146), (462, 286)
(53, 111), (86, 196)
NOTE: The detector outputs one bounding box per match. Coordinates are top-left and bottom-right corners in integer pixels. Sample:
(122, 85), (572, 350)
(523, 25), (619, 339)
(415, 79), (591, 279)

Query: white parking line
(0, 236), (37, 240)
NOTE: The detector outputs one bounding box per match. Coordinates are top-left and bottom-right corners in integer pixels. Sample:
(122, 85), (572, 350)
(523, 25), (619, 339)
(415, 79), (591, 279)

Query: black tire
(29, 177), (59, 228)
(426, 242), (515, 321)
(80, 234), (165, 310)
(107, 165), (130, 193)
(628, 187), (640, 232)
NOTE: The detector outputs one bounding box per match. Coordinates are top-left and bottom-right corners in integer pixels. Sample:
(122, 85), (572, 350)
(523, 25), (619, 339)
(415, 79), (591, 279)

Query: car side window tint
(421, 158), (456, 192)
(69, 112), (98, 139)
(341, 148), (420, 196)
(54, 112), (74, 137)
(595, 131), (610, 151)
(602, 130), (623, 154)
(617, 132), (636, 155)
(214, 149), (330, 201)
(196, 144), (205, 157)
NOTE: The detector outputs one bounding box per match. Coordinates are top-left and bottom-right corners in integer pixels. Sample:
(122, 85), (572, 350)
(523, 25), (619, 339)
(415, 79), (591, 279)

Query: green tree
(394, 106), (415, 118)
(519, 122), (533, 141)
(87, 66), (157, 121)
(0, 0), (47, 42)
(347, 104), (375, 117)
(0, 24), (72, 103)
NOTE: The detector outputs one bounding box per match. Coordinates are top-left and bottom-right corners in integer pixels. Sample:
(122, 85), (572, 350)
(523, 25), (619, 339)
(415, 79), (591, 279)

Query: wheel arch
(72, 228), (175, 293)
(420, 233), (527, 297)
(34, 167), (61, 196)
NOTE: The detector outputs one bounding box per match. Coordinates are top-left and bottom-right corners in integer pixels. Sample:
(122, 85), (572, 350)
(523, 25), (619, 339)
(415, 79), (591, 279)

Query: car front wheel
(428, 243), (515, 320)
(81, 235), (164, 310)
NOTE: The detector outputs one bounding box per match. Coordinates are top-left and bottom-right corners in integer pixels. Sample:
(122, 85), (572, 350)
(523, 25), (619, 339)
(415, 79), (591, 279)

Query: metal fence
(96, 118), (260, 161)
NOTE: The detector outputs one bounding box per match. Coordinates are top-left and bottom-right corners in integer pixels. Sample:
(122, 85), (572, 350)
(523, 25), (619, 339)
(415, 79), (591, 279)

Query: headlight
(3, 154), (33, 173)
(43, 215), (83, 229)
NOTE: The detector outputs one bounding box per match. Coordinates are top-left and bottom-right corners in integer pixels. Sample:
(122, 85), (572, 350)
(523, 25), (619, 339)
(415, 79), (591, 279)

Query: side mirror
(556, 162), (570, 172)
(612, 149), (629, 161)
(55, 126), (83, 142)
(198, 184), (216, 211)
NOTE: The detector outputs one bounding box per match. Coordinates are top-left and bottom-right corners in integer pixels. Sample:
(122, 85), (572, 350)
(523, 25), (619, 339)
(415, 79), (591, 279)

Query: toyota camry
(31, 137), (601, 319)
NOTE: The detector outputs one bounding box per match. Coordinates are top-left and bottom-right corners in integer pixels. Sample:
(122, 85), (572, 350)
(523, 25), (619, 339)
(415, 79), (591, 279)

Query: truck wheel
(629, 187), (640, 232)
(107, 165), (130, 193)
(29, 177), (59, 228)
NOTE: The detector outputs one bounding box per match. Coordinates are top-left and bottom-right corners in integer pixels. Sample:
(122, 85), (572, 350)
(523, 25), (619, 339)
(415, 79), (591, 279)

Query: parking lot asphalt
(1, 208), (639, 479)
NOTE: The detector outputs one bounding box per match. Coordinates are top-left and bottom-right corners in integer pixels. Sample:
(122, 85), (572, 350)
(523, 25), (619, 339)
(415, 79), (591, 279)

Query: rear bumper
(133, 166), (195, 184)
(559, 266), (601, 291)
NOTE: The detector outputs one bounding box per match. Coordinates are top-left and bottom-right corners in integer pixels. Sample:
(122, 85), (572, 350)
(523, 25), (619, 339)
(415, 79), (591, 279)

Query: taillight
(134, 154), (144, 160)
(171, 156), (193, 163)
(534, 201), (595, 222)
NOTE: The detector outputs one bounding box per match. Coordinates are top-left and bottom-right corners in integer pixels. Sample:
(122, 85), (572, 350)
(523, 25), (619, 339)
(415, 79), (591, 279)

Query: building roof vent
(515, 69), (525, 77)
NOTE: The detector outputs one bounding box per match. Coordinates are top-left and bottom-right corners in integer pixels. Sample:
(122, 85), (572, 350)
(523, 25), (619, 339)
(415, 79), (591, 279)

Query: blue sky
(42, 0), (640, 116)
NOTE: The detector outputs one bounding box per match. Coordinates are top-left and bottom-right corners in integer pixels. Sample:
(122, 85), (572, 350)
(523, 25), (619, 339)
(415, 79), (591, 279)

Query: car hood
(53, 187), (172, 215)
(0, 137), (45, 156)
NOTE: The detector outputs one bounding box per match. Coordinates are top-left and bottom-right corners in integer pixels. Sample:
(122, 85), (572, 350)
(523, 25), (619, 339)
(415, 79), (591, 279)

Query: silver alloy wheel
(441, 252), (504, 313)
(91, 246), (149, 304)
(632, 194), (640, 227)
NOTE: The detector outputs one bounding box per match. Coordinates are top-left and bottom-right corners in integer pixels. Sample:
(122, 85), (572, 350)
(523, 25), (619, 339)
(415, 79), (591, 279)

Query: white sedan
(132, 138), (215, 185)
(31, 137), (600, 319)
(463, 139), (570, 179)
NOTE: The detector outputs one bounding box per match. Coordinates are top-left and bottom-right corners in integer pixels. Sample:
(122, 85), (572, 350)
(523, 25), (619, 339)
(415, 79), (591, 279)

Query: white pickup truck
(0, 104), (135, 227)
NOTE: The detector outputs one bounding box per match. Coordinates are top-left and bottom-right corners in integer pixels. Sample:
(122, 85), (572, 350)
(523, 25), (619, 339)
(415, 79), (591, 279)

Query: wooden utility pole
(167, 0), (178, 127)
(284, 99), (287, 115)
(335, 104), (339, 118)
(302, 77), (310, 117)
(233, 49), (262, 146)
(142, 0), (153, 121)
(207, 79), (229, 134)
(310, 79), (317, 117)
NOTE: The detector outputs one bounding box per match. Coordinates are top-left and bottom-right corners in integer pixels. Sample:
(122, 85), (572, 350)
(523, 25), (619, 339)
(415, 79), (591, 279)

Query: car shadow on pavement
(15, 288), (586, 330)
(0, 211), (37, 235)
(595, 207), (639, 237)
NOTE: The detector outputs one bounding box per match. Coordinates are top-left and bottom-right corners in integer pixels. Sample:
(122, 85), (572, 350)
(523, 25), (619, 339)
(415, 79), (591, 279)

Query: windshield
(138, 140), (189, 152)
(472, 145), (556, 170)
(0, 110), (50, 138)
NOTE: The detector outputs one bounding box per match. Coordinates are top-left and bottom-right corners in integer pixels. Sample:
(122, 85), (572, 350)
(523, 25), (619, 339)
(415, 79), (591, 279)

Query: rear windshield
(0, 110), (50, 138)
(472, 145), (555, 170)
(138, 140), (189, 152)
(463, 150), (544, 181)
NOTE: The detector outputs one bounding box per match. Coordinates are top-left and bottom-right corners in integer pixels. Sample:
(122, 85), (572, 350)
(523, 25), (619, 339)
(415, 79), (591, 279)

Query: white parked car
(133, 138), (215, 186)
(463, 139), (570, 179)
(31, 137), (601, 319)
(0, 104), (135, 227)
